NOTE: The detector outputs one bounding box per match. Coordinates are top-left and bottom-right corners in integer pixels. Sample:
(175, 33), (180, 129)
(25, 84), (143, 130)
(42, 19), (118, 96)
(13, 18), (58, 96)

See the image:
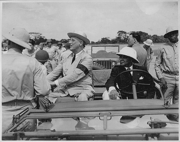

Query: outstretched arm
(46, 61), (63, 81)
(54, 55), (93, 89)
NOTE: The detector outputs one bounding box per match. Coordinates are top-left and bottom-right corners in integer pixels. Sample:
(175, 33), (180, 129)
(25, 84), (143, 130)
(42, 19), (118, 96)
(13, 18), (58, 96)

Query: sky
(1, 0), (179, 42)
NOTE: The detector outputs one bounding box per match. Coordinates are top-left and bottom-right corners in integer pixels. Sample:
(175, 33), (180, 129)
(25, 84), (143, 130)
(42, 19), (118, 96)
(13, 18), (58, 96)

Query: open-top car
(2, 68), (179, 141)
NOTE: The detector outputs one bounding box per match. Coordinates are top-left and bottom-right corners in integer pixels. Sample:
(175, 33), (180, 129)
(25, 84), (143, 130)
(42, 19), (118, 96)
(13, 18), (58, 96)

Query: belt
(2, 100), (32, 106)
(163, 71), (179, 76)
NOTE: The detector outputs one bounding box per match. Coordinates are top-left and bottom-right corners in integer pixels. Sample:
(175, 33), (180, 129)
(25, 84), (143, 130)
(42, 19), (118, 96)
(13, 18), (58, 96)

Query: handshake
(49, 81), (57, 92)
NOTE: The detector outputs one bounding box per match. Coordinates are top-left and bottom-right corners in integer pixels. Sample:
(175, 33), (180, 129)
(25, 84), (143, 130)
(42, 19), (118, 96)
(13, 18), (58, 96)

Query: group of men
(2, 26), (179, 133)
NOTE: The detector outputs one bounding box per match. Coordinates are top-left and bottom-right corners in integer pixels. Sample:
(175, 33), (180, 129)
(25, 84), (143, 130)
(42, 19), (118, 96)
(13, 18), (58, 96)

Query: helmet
(35, 50), (49, 64)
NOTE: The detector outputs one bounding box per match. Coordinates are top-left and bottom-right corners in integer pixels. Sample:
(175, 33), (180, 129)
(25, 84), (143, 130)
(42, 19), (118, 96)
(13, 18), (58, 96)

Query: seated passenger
(47, 31), (95, 130)
(47, 31), (95, 103)
(103, 47), (155, 100)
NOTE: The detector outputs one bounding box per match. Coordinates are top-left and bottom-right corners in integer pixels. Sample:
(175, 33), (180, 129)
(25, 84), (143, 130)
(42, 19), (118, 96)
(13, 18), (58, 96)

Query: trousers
(162, 73), (179, 104)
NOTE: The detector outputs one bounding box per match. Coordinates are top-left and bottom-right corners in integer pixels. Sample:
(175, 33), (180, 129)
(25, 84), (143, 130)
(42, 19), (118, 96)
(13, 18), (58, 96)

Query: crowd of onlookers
(2, 36), (71, 75)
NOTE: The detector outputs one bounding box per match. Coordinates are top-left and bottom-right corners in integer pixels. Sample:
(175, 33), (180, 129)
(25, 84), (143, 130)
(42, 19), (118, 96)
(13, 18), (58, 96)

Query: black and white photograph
(1, 0), (179, 140)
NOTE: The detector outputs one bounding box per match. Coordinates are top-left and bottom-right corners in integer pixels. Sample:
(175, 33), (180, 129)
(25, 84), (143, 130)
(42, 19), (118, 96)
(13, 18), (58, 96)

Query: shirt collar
(125, 66), (133, 70)
(174, 42), (178, 47)
(73, 50), (84, 58)
(170, 42), (178, 48)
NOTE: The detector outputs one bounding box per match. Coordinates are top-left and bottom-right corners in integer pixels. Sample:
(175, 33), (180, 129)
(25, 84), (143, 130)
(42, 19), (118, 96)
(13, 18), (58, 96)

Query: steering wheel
(114, 69), (155, 98)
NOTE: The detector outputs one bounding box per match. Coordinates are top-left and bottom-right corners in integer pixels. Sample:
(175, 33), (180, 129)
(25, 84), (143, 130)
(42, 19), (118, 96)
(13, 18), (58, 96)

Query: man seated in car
(103, 46), (155, 100)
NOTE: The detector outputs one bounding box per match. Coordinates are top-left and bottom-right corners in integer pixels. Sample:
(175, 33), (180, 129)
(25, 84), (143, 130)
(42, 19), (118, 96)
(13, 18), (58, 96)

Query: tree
(100, 37), (111, 44)
(93, 30), (166, 44)
(152, 35), (158, 43)
(34, 36), (47, 45)
(138, 31), (150, 43)
(110, 38), (118, 44)
(91, 41), (96, 44)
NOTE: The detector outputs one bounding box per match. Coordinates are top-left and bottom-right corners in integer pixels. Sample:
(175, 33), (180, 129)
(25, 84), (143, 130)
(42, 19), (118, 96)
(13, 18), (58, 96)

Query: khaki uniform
(2, 50), (51, 133)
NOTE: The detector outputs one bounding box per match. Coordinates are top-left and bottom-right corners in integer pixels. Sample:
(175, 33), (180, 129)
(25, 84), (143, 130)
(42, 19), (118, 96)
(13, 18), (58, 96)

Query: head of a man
(118, 54), (133, 67)
(69, 37), (84, 53)
(57, 42), (62, 48)
(143, 39), (153, 49)
(64, 43), (71, 50)
(35, 50), (49, 65)
(3, 28), (31, 52)
(39, 42), (44, 50)
(164, 27), (178, 43)
(68, 31), (90, 54)
(167, 32), (178, 43)
(27, 39), (35, 52)
(127, 32), (141, 47)
(117, 47), (139, 67)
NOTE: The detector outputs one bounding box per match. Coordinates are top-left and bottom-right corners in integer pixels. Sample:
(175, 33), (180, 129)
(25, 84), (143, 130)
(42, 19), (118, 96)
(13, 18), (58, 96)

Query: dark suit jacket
(105, 64), (155, 99)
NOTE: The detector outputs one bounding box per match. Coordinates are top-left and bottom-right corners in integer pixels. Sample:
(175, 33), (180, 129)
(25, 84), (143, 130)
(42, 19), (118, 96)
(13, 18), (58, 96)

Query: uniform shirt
(41, 63), (48, 75)
(155, 42), (179, 79)
(2, 49), (51, 103)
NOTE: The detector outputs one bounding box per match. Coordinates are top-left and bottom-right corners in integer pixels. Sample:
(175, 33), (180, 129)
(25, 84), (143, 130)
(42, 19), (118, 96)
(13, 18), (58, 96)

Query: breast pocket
(166, 54), (173, 59)
(163, 50), (173, 60)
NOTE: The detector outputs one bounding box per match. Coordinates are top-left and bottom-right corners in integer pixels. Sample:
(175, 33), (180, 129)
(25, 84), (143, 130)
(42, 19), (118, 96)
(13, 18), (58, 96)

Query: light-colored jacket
(2, 50), (51, 103)
(47, 50), (95, 96)
(59, 49), (72, 63)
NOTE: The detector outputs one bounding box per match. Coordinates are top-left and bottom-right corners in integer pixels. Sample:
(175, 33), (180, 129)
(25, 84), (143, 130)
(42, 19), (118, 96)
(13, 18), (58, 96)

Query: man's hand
(159, 78), (167, 89)
(109, 90), (119, 100)
(50, 82), (57, 92)
(50, 82), (57, 87)
(38, 96), (53, 112)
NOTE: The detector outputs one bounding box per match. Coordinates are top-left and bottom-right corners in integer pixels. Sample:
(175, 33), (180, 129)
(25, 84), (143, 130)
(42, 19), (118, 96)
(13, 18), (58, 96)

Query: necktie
(71, 54), (76, 64)
(127, 67), (133, 75)
(126, 67), (131, 71)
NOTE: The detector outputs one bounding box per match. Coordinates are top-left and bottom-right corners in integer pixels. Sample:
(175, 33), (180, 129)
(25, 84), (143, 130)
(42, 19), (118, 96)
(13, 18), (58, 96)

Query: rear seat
(92, 69), (111, 100)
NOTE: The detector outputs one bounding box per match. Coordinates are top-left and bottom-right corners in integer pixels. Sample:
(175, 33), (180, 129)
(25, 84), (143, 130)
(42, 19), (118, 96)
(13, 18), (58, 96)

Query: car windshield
(92, 46), (119, 54)
(91, 44), (120, 54)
